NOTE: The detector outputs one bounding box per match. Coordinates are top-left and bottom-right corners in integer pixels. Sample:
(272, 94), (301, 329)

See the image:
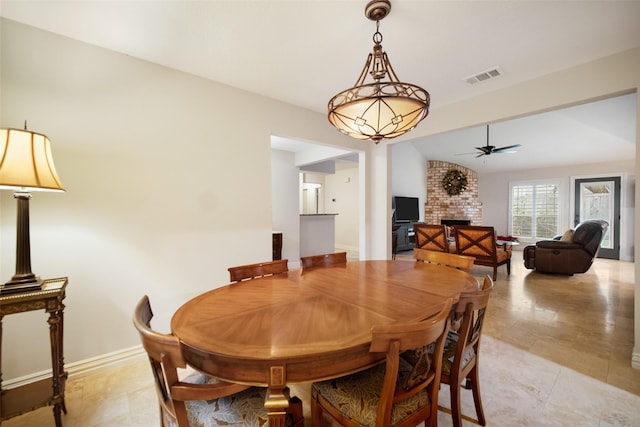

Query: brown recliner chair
(523, 219), (608, 275)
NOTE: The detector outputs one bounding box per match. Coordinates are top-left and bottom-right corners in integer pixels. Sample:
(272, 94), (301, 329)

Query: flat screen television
(393, 196), (420, 223)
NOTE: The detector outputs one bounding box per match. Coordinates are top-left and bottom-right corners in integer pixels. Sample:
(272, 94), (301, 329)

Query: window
(510, 181), (560, 240)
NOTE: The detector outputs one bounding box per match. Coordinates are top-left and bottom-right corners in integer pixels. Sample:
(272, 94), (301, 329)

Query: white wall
(480, 160), (635, 261)
(391, 142), (426, 223)
(324, 166), (359, 256)
(271, 149), (300, 268)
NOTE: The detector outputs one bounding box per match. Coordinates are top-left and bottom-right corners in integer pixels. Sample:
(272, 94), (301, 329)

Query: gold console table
(0, 277), (68, 426)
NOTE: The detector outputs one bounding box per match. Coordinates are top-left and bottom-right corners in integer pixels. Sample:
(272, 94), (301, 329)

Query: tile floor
(3, 255), (639, 426)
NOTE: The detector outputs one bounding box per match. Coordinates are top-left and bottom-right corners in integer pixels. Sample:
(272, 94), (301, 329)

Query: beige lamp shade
(0, 128), (64, 192)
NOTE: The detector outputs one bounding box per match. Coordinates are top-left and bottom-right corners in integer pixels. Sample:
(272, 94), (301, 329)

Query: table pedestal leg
(265, 366), (289, 427)
(265, 388), (289, 427)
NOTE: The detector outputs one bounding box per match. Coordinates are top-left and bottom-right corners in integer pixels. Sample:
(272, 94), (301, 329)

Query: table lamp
(0, 125), (65, 294)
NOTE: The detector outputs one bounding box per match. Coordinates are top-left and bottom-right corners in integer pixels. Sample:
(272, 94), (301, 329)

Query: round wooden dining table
(171, 260), (479, 426)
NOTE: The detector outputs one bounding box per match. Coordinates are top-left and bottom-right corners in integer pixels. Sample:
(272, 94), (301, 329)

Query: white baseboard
(2, 345), (146, 390)
(334, 244), (359, 259)
(632, 350), (640, 370)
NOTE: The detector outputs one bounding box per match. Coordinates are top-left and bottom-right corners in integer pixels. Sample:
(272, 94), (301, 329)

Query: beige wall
(0, 18), (362, 379)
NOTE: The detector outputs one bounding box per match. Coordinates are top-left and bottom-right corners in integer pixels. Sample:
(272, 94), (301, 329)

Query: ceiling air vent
(463, 67), (503, 85)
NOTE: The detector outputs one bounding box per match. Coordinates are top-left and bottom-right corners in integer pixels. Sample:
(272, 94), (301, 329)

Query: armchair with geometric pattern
(454, 225), (511, 280)
(413, 223), (450, 253)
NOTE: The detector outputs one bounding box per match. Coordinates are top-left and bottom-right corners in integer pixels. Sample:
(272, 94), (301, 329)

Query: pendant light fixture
(328, 0), (430, 143)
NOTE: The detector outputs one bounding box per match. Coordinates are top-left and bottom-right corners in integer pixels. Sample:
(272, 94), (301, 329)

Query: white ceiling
(1, 0), (638, 173)
(410, 93), (636, 173)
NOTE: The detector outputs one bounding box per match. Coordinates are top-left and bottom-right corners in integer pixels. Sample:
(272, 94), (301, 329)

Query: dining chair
(310, 299), (453, 427)
(453, 225), (511, 280)
(439, 275), (494, 427)
(132, 295), (303, 427)
(228, 259), (289, 282)
(413, 248), (475, 271)
(413, 224), (450, 252)
(300, 251), (347, 270)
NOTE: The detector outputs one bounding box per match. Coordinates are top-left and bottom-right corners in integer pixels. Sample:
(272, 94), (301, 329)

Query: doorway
(574, 176), (620, 259)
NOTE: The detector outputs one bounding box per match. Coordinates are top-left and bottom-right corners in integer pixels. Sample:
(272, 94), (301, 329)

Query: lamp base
(0, 276), (42, 294)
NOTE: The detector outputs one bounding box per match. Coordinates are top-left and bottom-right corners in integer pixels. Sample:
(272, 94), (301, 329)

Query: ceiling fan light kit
(328, 0), (430, 143)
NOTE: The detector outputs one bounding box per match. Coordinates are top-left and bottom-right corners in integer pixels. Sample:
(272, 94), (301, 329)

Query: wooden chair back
(300, 252), (347, 270)
(368, 298), (452, 427)
(413, 224), (449, 252)
(228, 259), (288, 282)
(413, 248), (475, 271)
(454, 225), (511, 280)
(132, 296), (250, 426)
(441, 275), (494, 427)
(453, 275), (494, 341)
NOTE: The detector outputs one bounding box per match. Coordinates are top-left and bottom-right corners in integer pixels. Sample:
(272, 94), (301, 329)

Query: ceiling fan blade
(475, 152), (486, 158)
(475, 146), (493, 153)
(492, 144), (522, 153)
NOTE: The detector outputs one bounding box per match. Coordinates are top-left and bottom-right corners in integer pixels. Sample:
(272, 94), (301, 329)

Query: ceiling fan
(459, 125), (522, 158)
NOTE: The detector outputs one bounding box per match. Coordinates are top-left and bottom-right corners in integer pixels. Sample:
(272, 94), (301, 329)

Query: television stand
(394, 223), (416, 252)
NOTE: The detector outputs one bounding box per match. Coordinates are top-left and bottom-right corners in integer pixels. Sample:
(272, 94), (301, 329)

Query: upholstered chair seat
(312, 359), (431, 427)
(311, 300), (452, 427)
(494, 248), (511, 264)
(133, 295), (303, 427)
(441, 332), (475, 376)
(173, 372), (269, 427)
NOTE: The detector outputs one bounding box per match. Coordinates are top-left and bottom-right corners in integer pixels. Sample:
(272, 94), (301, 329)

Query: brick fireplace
(424, 160), (482, 225)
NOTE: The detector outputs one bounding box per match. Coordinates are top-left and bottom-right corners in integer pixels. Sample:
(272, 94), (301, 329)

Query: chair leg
(450, 376), (463, 427)
(467, 366), (486, 426)
(506, 259), (511, 275)
(492, 266), (497, 281)
(311, 387), (323, 426)
(427, 411), (437, 427)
